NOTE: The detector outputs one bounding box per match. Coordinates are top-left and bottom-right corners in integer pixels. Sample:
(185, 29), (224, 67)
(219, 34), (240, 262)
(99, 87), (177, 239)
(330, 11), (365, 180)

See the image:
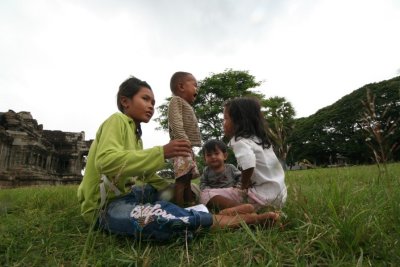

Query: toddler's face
(180, 75), (198, 104)
(204, 147), (227, 171)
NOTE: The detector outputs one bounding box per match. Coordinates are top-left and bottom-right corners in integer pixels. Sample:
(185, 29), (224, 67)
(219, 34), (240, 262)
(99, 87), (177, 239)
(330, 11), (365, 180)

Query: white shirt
(229, 136), (287, 207)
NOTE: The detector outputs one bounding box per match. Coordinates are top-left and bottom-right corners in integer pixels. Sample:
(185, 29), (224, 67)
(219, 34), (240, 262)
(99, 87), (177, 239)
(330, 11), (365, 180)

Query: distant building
(0, 110), (92, 188)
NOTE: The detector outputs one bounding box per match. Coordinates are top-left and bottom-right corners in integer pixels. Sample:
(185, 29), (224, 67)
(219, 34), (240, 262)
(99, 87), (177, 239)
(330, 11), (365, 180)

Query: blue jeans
(98, 185), (213, 241)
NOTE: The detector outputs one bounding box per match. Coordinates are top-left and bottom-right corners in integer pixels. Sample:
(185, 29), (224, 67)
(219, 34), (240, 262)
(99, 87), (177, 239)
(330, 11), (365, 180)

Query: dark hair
(224, 97), (271, 149)
(202, 139), (227, 156)
(170, 71), (192, 94)
(117, 76), (152, 112)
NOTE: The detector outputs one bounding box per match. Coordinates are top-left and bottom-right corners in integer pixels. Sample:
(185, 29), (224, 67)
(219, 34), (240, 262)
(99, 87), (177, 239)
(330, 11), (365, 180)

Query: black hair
(170, 71), (192, 94)
(224, 97), (271, 149)
(117, 76), (152, 112)
(202, 139), (227, 156)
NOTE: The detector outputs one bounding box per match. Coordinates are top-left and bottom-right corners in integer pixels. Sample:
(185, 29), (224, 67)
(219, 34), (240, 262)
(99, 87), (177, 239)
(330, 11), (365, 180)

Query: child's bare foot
(218, 204), (255, 216)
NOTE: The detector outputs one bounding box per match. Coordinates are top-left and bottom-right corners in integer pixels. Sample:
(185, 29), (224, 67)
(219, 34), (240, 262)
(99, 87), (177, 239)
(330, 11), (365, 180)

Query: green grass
(1, 163), (400, 266)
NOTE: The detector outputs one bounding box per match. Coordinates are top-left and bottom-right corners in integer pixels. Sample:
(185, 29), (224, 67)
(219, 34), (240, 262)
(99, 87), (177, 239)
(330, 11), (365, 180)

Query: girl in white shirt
(200, 97), (287, 211)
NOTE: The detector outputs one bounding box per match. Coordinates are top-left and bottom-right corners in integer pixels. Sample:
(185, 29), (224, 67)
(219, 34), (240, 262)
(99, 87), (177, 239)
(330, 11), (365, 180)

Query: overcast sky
(1, 0), (400, 148)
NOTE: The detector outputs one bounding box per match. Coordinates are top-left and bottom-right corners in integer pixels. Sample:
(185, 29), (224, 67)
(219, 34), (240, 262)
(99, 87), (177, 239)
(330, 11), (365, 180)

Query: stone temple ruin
(0, 110), (92, 188)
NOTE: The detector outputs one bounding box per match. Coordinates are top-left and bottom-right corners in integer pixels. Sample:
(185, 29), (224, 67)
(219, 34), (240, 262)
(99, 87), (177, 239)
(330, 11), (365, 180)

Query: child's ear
(223, 152), (228, 160)
(120, 96), (130, 110)
(178, 81), (185, 92)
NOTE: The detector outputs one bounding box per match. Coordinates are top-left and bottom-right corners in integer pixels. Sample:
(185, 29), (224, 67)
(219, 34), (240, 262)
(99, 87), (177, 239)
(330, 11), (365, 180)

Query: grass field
(1, 163), (399, 266)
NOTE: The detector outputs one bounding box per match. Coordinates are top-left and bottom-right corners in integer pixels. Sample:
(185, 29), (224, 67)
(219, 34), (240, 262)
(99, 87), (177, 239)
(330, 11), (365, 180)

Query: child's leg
(173, 173), (192, 207)
(183, 178), (195, 205)
(173, 180), (184, 207)
(211, 212), (279, 229)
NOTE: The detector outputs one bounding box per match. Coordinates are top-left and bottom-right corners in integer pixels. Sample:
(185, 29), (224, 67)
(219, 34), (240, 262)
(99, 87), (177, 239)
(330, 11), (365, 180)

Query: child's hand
(163, 139), (191, 159)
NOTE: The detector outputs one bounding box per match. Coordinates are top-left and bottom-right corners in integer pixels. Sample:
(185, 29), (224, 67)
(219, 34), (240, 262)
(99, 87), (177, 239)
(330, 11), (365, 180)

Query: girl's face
(223, 107), (234, 138)
(121, 87), (155, 124)
(204, 147), (227, 172)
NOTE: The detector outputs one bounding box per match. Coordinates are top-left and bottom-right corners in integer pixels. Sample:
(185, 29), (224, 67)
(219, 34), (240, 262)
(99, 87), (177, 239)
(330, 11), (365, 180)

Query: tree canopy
(288, 76), (400, 165)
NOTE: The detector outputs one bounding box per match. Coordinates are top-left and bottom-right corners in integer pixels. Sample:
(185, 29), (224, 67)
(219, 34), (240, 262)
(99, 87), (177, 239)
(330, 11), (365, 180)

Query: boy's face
(204, 147), (228, 172)
(178, 74), (198, 104)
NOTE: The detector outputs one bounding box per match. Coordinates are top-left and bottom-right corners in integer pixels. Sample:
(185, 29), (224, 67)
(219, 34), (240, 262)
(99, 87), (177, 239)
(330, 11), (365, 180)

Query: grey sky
(1, 0), (400, 148)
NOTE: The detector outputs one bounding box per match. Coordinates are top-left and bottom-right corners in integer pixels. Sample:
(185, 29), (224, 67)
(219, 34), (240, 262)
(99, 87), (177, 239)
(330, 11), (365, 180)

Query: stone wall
(0, 110), (92, 188)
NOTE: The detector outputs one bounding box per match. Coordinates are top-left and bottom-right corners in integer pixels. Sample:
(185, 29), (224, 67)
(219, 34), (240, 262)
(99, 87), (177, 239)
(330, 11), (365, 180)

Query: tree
(288, 76), (400, 166)
(262, 96), (296, 168)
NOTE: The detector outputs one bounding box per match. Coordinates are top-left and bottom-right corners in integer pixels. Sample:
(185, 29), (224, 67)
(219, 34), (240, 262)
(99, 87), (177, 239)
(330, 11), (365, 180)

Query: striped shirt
(168, 96), (201, 146)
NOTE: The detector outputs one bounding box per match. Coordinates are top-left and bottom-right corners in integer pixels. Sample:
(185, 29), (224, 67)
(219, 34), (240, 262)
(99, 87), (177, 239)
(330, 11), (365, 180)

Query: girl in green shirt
(77, 76), (192, 224)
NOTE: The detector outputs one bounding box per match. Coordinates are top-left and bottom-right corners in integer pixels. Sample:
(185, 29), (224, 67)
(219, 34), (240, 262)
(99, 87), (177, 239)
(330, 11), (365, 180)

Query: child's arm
(94, 115), (165, 178)
(240, 167), (254, 190)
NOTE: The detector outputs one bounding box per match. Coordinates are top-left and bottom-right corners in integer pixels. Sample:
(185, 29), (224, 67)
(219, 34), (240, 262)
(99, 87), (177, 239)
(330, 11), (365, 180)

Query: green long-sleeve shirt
(77, 112), (170, 224)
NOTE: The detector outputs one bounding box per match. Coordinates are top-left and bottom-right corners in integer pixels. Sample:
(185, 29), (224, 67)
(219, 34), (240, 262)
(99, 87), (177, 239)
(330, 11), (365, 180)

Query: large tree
(288, 76), (400, 165)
